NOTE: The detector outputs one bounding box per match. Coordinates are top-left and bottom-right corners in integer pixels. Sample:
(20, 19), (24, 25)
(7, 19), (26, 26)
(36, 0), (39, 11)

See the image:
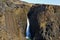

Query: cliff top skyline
(21, 0), (60, 5)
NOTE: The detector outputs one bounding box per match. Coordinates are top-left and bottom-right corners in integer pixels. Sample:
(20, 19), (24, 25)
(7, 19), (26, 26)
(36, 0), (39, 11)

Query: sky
(21, 0), (60, 5)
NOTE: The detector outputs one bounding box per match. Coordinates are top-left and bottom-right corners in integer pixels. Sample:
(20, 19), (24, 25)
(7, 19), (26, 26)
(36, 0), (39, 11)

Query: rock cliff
(28, 4), (60, 40)
(0, 0), (60, 40)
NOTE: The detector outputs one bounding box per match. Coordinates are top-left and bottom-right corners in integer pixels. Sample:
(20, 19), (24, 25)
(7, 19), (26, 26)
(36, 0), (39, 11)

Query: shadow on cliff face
(27, 4), (47, 40)
(26, 5), (60, 40)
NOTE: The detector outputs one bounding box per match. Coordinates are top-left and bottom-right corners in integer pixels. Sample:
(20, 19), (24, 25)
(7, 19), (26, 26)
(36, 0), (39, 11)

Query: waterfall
(26, 17), (31, 39)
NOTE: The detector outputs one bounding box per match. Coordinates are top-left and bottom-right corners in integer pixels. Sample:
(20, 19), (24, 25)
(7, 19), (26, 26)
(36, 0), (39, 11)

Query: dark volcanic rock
(27, 5), (60, 40)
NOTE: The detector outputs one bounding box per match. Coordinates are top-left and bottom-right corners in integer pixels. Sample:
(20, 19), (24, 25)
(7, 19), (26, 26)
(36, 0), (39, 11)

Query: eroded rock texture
(28, 5), (60, 40)
(0, 0), (60, 40)
(0, 0), (32, 40)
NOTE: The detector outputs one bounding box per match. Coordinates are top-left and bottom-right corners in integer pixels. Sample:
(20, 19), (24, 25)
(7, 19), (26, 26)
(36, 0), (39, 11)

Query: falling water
(26, 17), (31, 39)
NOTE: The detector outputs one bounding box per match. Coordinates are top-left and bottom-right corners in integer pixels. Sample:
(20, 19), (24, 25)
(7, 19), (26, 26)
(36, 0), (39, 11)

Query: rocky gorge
(0, 0), (60, 40)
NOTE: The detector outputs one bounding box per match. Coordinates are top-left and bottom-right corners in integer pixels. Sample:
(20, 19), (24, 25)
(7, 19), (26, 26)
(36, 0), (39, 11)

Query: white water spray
(26, 17), (31, 39)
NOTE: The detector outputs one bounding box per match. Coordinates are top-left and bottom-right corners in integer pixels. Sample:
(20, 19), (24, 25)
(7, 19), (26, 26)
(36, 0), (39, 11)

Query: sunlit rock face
(0, 0), (32, 40)
(28, 4), (60, 40)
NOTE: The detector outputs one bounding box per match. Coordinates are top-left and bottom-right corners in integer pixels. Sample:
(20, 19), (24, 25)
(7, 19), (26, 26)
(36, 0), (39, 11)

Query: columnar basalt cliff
(0, 0), (60, 40)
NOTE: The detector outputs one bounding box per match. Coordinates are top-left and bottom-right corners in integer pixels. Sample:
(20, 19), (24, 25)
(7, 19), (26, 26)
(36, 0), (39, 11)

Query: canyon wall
(0, 0), (60, 40)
